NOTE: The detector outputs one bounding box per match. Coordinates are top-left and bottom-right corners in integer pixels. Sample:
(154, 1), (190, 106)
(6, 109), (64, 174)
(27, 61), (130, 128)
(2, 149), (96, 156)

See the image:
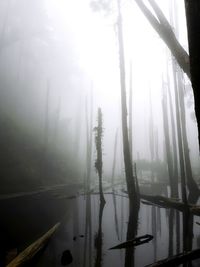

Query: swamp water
(36, 189), (200, 267)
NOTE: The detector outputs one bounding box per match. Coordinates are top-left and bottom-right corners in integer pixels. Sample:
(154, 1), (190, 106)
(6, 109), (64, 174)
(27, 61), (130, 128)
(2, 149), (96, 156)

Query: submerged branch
(109, 234), (153, 249)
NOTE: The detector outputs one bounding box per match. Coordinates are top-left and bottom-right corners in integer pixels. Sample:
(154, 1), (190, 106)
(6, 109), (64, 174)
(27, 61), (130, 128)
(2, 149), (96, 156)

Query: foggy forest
(0, 0), (200, 266)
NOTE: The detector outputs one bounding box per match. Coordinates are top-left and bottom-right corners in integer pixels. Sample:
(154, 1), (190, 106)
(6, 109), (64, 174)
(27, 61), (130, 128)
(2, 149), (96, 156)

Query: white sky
(44, 0), (199, 176)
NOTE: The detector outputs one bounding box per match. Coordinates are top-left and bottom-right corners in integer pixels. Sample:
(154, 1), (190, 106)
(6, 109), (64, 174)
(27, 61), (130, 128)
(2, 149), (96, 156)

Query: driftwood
(145, 248), (200, 266)
(7, 222), (60, 267)
(109, 234), (153, 250)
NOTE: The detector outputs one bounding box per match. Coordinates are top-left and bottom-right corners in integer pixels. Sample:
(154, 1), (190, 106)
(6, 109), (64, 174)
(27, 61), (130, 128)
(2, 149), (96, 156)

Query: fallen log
(140, 194), (200, 216)
(109, 234), (153, 250)
(145, 248), (200, 266)
(7, 222), (60, 267)
(141, 194), (185, 211)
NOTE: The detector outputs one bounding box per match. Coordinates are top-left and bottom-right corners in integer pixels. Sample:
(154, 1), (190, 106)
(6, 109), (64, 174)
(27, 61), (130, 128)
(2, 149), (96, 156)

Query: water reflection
(33, 190), (200, 267)
(94, 201), (105, 267)
(112, 190), (120, 241)
(125, 201), (140, 267)
(83, 193), (92, 267)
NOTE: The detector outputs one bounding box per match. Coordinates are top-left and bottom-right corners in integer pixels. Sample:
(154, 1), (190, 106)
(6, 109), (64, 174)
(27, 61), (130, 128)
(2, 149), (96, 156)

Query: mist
(0, 0), (200, 266)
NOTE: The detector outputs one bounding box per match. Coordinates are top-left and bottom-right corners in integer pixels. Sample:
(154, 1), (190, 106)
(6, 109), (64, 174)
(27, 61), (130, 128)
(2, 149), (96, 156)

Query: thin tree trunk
(117, 0), (137, 204)
(149, 89), (155, 183)
(172, 61), (187, 204)
(111, 129), (118, 189)
(162, 87), (176, 198)
(167, 68), (179, 198)
(129, 61), (133, 161)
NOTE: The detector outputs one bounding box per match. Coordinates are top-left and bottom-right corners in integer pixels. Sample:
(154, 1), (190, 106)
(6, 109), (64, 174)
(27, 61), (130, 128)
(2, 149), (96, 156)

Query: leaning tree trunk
(185, 0), (200, 149)
(117, 0), (137, 205)
(172, 61), (187, 204)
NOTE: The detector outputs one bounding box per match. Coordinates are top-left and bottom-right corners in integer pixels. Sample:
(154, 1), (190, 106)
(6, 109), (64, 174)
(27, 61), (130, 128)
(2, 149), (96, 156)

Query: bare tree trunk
(172, 61), (187, 204)
(117, 0), (137, 204)
(129, 61), (133, 161)
(177, 71), (200, 203)
(168, 87), (178, 189)
(83, 95), (93, 267)
(149, 89), (155, 183)
(111, 129), (118, 189)
(85, 93), (93, 193)
(185, 0), (200, 148)
(162, 86), (176, 198)
(134, 0), (190, 78)
(73, 97), (82, 160)
(95, 108), (105, 204)
(167, 67), (179, 198)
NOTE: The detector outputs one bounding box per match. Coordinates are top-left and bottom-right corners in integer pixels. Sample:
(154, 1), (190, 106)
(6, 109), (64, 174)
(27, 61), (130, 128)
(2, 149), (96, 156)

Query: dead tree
(83, 95), (93, 267)
(111, 129), (118, 189)
(85, 93), (93, 193)
(177, 71), (200, 203)
(135, 0), (200, 150)
(94, 108), (105, 204)
(172, 61), (187, 204)
(149, 89), (155, 183)
(94, 108), (106, 267)
(117, 0), (137, 205)
(134, 0), (190, 78)
(167, 80), (179, 198)
(162, 86), (176, 198)
(129, 61), (133, 161)
(185, 0), (200, 147)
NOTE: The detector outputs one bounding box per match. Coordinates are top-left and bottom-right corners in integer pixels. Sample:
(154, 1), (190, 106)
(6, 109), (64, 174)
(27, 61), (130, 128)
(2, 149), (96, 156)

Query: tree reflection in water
(125, 200), (140, 267)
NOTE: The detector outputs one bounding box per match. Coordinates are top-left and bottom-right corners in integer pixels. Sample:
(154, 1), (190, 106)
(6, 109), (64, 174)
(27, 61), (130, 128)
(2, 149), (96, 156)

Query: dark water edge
(1, 186), (200, 267)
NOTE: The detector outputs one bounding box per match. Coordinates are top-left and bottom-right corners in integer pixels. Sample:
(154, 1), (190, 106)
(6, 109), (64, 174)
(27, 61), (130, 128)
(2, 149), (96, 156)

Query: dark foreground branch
(145, 248), (200, 266)
(7, 223), (60, 267)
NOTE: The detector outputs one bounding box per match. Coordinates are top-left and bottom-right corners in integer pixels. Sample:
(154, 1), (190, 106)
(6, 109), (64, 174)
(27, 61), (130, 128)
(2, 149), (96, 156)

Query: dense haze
(0, 0), (199, 189)
(1, 1), (200, 267)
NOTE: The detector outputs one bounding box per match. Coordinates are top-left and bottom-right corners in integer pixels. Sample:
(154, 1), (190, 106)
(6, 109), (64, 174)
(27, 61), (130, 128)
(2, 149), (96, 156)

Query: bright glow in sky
(44, 0), (199, 172)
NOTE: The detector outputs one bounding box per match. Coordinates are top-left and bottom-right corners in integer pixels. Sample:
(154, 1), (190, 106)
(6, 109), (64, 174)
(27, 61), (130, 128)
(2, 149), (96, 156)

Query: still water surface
(36, 189), (200, 267)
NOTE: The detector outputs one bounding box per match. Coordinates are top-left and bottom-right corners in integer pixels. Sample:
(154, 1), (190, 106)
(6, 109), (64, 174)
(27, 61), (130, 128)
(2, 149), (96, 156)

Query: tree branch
(134, 0), (190, 79)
